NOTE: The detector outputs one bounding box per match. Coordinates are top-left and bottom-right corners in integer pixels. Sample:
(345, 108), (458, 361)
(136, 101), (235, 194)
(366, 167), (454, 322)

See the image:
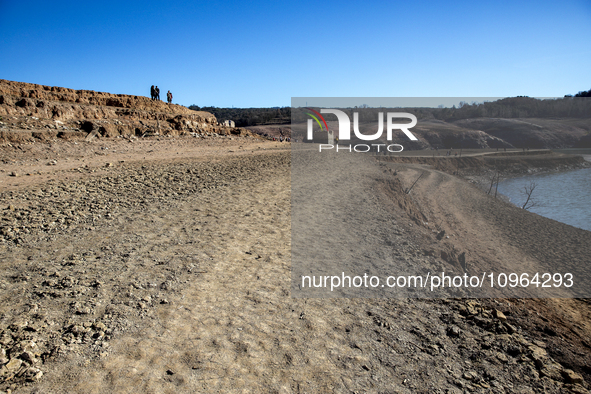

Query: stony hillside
(346, 117), (591, 150)
(0, 80), (254, 143)
(451, 117), (591, 149)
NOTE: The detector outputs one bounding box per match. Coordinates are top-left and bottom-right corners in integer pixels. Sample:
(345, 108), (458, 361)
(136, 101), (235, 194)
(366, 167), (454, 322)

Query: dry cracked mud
(0, 137), (589, 393)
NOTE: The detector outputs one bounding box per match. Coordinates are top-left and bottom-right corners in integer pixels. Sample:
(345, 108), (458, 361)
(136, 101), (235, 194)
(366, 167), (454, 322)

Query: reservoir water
(497, 162), (591, 232)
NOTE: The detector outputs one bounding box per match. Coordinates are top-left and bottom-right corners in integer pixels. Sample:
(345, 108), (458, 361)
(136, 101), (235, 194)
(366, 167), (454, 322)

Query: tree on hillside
(520, 182), (538, 210)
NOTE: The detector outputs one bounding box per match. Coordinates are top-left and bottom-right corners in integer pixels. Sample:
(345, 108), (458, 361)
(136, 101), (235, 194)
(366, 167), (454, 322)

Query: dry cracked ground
(0, 137), (589, 393)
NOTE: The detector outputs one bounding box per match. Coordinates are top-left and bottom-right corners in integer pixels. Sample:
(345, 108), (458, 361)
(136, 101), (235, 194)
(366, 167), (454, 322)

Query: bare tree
(487, 172), (496, 195)
(405, 173), (424, 194)
(487, 171), (501, 196)
(520, 182), (538, 210)
(494, 173), (501, 198)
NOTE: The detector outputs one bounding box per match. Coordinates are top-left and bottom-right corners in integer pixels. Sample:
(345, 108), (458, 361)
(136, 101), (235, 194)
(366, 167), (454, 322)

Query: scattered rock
(23, 367), (43, 382)
(463, 371), (478, 381)
(528, 344), (548, 367)
(539, 362), (564, 381)
(18, 351), (36, 364)
(496, 352), (508, 363)
(447, 325), (461, 337)
(563, 369), (585, 385)
(493, 309), (507, 321)
(2, 358), (22, 375)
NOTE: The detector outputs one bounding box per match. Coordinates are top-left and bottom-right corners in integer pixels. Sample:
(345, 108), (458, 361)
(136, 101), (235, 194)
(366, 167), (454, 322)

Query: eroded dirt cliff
(0, 80), (254, 143)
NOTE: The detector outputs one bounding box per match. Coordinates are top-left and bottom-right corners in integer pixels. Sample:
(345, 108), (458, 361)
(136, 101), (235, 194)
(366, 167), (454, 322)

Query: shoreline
(495, 166), (591, 232)
(382, 150), (591, 234)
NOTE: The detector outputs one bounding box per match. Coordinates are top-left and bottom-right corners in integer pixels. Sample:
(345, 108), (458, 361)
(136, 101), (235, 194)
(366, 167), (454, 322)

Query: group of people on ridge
(150, 85), (173, 104)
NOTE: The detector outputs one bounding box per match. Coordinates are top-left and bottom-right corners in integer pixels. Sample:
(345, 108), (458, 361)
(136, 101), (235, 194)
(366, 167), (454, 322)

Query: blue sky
(1, 0), (590, 107)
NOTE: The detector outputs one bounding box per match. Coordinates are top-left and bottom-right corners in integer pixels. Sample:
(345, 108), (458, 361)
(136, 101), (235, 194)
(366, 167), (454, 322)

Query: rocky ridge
(0, 79), (254, 143)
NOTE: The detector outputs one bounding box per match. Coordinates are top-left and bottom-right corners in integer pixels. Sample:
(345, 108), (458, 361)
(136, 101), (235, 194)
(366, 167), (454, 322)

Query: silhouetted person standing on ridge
(167, 90), (172, 104)
(150, 85), (155, 100)
(155, 86), (160, 101)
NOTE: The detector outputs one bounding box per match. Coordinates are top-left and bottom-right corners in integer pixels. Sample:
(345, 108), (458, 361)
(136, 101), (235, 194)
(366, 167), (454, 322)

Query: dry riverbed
(0, 137), (589, 393)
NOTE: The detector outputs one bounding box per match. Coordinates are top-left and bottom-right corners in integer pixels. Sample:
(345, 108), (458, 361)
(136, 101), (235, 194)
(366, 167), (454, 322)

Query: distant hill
(290, 96), (591, 149)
